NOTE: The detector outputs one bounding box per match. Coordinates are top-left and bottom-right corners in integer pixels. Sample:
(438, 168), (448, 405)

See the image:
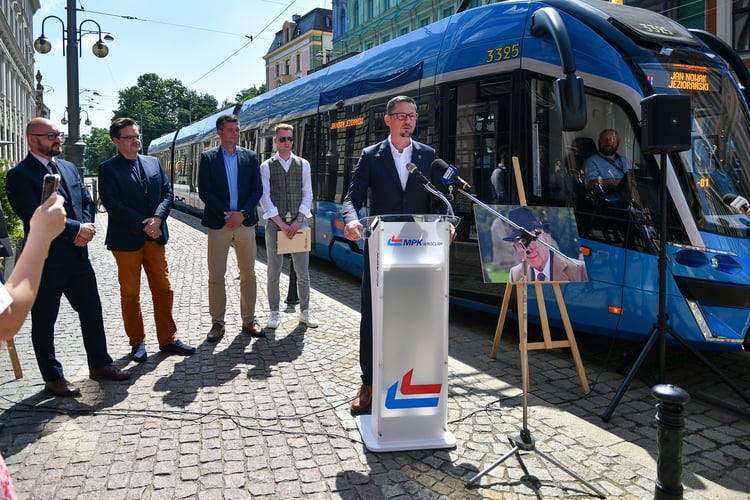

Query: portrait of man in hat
(503, 206), (588, 283)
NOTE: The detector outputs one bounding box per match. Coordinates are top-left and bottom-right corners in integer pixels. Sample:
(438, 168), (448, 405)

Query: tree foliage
(113, 73), (219, 152)
(234, 84), (267, 104)
(83, 127), (117, 176)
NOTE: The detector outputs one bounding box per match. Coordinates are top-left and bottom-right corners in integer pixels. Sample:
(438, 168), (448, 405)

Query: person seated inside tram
(583, 129), (637, 192)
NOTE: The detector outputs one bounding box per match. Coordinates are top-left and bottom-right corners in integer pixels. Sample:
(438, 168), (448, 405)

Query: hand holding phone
(41, 173), (61, 202)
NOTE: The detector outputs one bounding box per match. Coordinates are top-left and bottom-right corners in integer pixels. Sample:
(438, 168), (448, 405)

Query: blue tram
(149, 0), (750, 352)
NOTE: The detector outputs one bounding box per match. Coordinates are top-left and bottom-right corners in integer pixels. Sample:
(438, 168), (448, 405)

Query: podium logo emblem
(385, 369), (441, 409)
(387, 235), (423, 246)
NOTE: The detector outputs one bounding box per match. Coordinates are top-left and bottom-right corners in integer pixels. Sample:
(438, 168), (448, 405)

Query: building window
(285, 59), (290, 75)
(442, 7), (453, 19)
(381, 34), (390, 44)
(353, 1), (360, 27)
(296, 53), (301, 72)
(399, 26), (409, 36)
(384, 0), (390, 9)
(735, 0), (750, 52)
(420, 17), (430, 27)
(367, 0), (374, 19)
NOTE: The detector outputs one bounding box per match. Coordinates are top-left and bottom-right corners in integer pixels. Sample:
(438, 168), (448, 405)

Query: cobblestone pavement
(1, 210), (749, 499)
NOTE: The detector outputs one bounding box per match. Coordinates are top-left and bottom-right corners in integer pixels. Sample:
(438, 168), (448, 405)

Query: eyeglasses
(119, 135), (141, 142)
(278, 136), (294, 143)
(388, 113), (418, 121)
(31, 132), (65, 140)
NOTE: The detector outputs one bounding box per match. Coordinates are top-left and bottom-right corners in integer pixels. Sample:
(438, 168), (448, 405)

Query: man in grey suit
(99, 117), (195, 363)
(199, 114), (264, 341)
(341, 95), (449, 414)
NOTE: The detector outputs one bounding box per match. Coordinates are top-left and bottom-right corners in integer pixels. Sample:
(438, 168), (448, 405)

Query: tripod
(601, 151), (750, 422)
(465, 249), (605, 497)
(458, 200), (604, 497)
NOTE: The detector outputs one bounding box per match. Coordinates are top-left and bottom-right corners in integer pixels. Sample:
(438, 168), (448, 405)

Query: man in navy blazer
(6, 118), (130, 397)
(199, 114), (264, 341)
(341, 96), (449, 414)
(99, 117), (195, 363)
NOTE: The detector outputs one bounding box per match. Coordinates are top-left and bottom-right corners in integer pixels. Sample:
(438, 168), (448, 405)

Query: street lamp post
(33, 0), (112, 179)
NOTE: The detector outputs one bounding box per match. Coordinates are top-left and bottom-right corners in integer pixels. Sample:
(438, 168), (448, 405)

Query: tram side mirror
(555, 75), (586, 131)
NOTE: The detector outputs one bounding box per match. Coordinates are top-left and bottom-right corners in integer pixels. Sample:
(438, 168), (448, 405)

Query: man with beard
(583, 129), (636, 191)
(341, 96), (449, 414)
(6, 118), (131, 397)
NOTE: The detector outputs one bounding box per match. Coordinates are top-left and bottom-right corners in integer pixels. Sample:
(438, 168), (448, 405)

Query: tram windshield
(640, 58), (750, 238)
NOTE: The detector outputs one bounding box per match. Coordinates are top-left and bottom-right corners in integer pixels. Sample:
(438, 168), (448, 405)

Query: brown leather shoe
(351, 384), (372, 414)
(45, 379), (81, 397)
(241, 321), (265, 338)
(207, 323), (225, 342)
(89, 364), (131, 381)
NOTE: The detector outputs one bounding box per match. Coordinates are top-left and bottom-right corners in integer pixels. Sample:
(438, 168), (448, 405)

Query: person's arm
(0, 194), (66, 340)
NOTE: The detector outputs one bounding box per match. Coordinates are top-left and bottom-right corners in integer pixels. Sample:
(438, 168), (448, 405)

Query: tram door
(445, 80), (513, 303)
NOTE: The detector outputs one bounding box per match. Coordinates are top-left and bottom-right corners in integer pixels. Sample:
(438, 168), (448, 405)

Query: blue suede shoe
(159, 339), (196, 356)
(131, 343), (147, 363)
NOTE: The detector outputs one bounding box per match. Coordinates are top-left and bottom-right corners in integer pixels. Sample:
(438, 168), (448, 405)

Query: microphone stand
(457, 187), (604, 498)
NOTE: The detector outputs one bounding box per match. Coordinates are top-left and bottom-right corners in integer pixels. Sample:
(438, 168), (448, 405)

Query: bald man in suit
(6, 118), (130, 397)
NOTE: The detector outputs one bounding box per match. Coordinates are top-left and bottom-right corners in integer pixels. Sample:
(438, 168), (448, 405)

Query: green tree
(83, 127), (117, 176)
(113, 73), (218, 152)
(234, 84), (267, 104)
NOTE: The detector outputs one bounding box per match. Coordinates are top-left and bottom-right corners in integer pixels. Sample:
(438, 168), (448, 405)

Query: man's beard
(39, 144), (61, 157)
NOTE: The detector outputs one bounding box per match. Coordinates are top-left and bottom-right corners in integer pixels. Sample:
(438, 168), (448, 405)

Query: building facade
(0, 0), (40, 167)
(264, 8), (333, 90)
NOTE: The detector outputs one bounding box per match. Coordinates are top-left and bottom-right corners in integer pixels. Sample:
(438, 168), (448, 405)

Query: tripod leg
(601, 326), (660, 422)
(465, 445), (520, 488)
(533, 447), (607, 498)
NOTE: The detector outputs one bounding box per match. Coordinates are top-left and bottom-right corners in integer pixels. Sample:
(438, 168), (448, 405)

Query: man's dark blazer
(6, 154), (94, 267)
(98, 153), (173, 251)
(198, 146), (263, 229)
(341, 139), (445, 223)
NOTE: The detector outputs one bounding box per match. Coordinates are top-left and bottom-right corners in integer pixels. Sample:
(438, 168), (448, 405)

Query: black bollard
(285, 257), (300, 305)
(652, 384), (690, 500)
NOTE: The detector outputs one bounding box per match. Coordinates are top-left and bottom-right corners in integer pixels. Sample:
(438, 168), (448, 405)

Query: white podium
(355, 214), (458, 452)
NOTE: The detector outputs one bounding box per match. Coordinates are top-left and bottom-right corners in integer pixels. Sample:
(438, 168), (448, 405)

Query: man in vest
(259, 123), (318, 330)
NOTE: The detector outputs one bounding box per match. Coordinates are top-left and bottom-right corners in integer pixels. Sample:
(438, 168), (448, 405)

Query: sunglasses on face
(278, 136), (294, 143)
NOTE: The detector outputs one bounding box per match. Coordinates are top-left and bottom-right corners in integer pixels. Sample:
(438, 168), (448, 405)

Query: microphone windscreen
(722, 193), (739, 205)
(431, 158), (450, 172)
(406, 162), (417, 173)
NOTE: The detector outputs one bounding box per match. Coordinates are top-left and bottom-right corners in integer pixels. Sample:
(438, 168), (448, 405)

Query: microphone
(723, 193), (750, 213)
(431, 159), (472, 190)
(406, 162), (436, 189)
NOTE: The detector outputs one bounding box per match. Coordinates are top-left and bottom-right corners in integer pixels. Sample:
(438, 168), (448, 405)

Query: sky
(33, 0), (330, 135)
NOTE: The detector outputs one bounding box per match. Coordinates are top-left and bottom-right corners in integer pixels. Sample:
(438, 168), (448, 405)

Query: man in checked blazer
(341, 96), (450, 415)
(6, 118), (131, 397)
(99, 117), (196, 364)
(199, 114), (264, 342)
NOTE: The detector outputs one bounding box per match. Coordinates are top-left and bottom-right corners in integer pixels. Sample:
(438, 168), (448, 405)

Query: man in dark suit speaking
(99, 117), (195, 363)
(341, 96), (449, 414)
(6, 118), (130, 397)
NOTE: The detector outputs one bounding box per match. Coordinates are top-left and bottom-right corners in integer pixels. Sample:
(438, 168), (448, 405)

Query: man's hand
(74, 222), (96, 246)
(142, 216), (163, 239)
(223, 211), (244, 228)
(730, 195), (749, 214)
(344, 220), (363, 241)
(284, 219), (302, 240)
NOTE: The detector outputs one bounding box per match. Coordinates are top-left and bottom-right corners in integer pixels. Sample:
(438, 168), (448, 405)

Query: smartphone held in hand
(41, 173), (61, 202)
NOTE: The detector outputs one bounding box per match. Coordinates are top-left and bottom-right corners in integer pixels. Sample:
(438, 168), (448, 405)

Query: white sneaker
(300, 310), (318, 328)
(266, 311), (280, 329)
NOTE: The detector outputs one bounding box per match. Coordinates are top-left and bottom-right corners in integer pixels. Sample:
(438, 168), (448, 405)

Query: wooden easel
(489, 156), (589, 394)
(4, 339), (23, 379)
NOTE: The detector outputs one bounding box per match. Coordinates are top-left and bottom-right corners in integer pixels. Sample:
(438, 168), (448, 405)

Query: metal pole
(64, 0), (85, 179)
